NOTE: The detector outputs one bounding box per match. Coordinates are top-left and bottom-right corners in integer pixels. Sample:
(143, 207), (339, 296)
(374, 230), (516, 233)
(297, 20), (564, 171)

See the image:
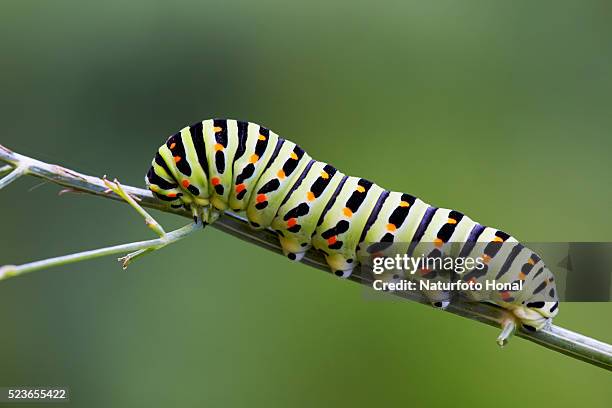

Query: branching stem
(0, 222), (202, 280)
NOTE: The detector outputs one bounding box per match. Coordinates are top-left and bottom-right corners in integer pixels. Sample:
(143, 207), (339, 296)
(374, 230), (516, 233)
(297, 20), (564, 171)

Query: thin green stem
(0, 222), (202, 281)
(103, 177), (166, 237)
(0, 166), (25, 189)
(0, 165), (13, 177)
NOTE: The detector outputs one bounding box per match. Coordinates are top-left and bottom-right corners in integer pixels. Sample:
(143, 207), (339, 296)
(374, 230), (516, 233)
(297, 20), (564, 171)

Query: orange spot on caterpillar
(287, 218), (297, 228)
(235, 183), (246, 193)
(343, 207), (353, 217)
(290, 152), (298, 160)
(256, 194), (267, 203)
(500, 291), (511, 300)
(306, 191), (315, 201)
(320, 171), (329, 179)
(356, 185), (365, 193)
(528, 258), (535, 265)
(169, 143), (176, 149)
(419, 268), (431, 276)
(434, 238), (444, 248)
(399, 201), (410, 207)
(469, 277), (477, 284)
(249, 154), (259, 163)
(447, 218), (457, 225)
(493, 236), (504, 243)
(277, 169), (286, 179)
(386, 223), (397, 232)
(167, 192), (177, 198)
(214, 143), (224, 151)
(327, 236), (337, 245)
(174, 156), (182, 163)
(482, 254), (491, 264)
(258, 134), (267, 141)
(519, 272), (526, 280)
(213, 126), (223, 133)
(211, 177), (220, 186)
(182, 180), (190, 188)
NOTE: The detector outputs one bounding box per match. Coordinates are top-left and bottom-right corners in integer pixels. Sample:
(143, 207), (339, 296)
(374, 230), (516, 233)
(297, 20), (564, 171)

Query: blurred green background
(1, 0), (611, 406)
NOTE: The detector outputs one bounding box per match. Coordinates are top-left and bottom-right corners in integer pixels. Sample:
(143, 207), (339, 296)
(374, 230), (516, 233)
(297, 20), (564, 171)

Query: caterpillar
(146, 118), (559, 332)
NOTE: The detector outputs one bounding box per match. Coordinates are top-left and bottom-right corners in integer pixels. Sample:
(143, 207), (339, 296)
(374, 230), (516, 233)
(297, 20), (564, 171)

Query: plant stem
(0, 164), (13, 177)
(0, 166), (25, 189)
(0, 222), (202, 280)
(0, 143), (610, 371)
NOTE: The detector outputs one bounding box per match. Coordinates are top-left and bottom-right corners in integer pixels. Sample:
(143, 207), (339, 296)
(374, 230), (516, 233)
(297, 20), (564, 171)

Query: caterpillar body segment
(146, 118), (559, 333)
(311, 177), (386, 278)
(270, 161), (345, 262)
(229, 122), (279, 212)
(246, 140), (312, 229)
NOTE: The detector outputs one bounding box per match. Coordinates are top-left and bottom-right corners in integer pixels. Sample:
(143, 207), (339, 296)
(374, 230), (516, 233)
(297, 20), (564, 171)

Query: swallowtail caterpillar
(146, 118), (559, 341)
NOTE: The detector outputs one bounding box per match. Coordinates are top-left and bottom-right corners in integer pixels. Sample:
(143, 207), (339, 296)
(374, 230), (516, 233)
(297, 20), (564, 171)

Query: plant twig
(0, 144), (610, 371)
(0, 222), (202, 279)
(0, 164), (13, 177)
(0, 166), (25, 189)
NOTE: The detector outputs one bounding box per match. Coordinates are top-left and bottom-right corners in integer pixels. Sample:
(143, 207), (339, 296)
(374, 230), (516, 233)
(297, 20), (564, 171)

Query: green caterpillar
(146, 118), (559, 332)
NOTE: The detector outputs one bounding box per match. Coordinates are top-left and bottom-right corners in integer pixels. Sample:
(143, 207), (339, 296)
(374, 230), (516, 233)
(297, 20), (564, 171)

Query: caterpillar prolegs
(146, 118), (559, 333)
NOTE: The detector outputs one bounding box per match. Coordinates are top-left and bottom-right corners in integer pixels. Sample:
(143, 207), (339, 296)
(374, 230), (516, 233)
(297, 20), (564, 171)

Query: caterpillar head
(145, 164), (186, 209)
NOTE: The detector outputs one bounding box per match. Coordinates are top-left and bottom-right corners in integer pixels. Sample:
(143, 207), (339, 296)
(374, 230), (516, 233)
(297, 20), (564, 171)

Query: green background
(1, 1), (610, 407)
